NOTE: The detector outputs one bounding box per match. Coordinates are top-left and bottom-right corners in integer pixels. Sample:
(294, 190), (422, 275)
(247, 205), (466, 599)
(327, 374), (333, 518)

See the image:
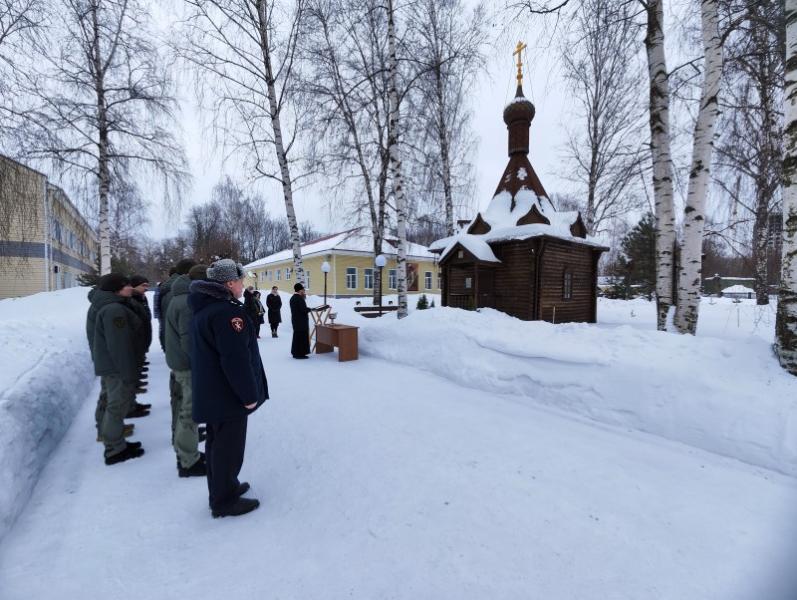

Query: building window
(388, 269), (397, 289)
(286, 267), (292, 281)
(424, 271), (432, 290)
(276, 269), (281, 281)
(563, 270), (573, 300)
(346, 267), (357, 290)
(305, 270), (310, 291)
(437, 272), (442, 290)
(465, 277), (472, 289)
(364, 268), (374, 290)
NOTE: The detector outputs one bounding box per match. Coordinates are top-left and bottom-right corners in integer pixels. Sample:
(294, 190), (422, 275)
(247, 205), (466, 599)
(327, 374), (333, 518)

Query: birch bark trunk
(256, 0), (304, 284)
(387, 0), (408, 319)
(674, 0), (722, 334)
(433, 64), (455, 237)
(644, 0), (677, 330)
(776, 0), (797, 373)
(90, 2), (111, 276)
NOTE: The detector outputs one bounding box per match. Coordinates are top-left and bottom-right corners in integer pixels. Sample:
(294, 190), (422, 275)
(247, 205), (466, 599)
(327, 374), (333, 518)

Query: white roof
(723, 285), (753, 294)
(441, 234), (501, 263)
(245, 228), (436, 269)
(434, 189), (605, 262)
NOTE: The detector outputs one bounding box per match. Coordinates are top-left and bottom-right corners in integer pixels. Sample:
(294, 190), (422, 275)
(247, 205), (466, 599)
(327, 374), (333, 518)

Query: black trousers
(206, 416), (248, 511)
(291, 327), (310, 357)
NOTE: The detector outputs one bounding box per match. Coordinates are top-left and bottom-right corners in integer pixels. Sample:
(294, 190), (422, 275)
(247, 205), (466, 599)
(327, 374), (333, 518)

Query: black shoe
(135, 401), (152, 410)
(237, 482), (250, 497)
(105, 442), (145, 465)
(126, 404), (150, 419)
(178, 457), (207, 478)
(292, 355), (309, 359)
(272, 332), (277, 338)
(212, 497), (260, 518)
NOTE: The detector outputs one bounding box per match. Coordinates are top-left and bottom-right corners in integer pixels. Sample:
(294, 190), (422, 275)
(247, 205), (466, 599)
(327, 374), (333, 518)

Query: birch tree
(641, 0), (677, 331)
(178, 0), (308, 284)
(715, 0), (784, 306)
(776, 0), (797, 373)
(673, 0), (723, 334)
(560, 0), (647, 236)
(303, 0), (391, 301)
(21, 0), (186, 275)
(406, 0), (485, 237)
(387, 0), (408, 318)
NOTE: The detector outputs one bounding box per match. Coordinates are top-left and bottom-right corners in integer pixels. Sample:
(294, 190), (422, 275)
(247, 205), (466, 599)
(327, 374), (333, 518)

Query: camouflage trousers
(172, 370), (200, 469)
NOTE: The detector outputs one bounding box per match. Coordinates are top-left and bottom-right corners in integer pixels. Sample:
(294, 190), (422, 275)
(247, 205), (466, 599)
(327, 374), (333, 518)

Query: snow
(517, 167), (528, 180)
(359, 298), (797, 477)
(439, 234), (501, 263)
(435, 189), (603, 262)
(0, 288), (95, 541)
(2, 292), (797, 598)
(245, 228), (435, 270)
(723, 284), (754, 295)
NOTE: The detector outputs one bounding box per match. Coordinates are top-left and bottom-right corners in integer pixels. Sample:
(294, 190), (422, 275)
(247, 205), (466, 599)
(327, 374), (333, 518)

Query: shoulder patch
(230, 317), (245, 333)
(113, 316), (126, 329)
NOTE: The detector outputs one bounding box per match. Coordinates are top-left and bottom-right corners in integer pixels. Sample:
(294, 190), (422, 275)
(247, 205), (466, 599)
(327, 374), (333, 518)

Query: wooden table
(315, 324), (359, 361)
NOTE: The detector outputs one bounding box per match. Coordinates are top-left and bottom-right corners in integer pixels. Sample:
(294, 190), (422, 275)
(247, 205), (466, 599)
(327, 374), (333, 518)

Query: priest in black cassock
(290, 283), (313, 359)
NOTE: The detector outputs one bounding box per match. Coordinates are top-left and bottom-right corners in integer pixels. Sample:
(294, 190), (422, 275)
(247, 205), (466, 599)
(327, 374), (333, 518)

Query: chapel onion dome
(503, 85), (535, 126)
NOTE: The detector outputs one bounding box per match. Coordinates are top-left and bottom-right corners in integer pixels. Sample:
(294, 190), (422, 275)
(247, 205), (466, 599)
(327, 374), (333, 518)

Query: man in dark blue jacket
(188, 259), (268, 518)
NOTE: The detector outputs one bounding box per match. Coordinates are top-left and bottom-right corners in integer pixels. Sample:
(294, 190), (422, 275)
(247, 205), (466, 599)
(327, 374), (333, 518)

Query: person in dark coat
(290, 283), (329, 359)
(188, 259), (268, 518)
(265, 286), (282, 338)
(88, 273), (146, 465)
(129, 275), (152, 400)
(253, 291), (265, 338)
(243, 286), (260, 337)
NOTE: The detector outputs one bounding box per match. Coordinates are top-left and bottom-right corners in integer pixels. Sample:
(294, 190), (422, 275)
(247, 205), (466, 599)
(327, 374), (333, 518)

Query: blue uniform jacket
(188, 280), (268, 424)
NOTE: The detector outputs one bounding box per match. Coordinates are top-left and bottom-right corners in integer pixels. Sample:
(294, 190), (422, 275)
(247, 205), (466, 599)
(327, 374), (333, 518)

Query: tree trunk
(644, 0), (677, 330)
(674, 0), (722, 334)
(90, 2), (111, 276)
(387, 0), (408, 319)
(776, 0), (797, 373)
(257, 0), (304, 284)
(434, 64), (455, 237)
(752, 187), (771, 305)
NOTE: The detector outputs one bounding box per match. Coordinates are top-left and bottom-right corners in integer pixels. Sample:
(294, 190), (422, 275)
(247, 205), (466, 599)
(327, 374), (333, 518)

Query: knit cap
(206, 259), (244, 283)
(188, 264), (208, 281)
(98, 273), (130, 292)
(130, 274), (149, 287)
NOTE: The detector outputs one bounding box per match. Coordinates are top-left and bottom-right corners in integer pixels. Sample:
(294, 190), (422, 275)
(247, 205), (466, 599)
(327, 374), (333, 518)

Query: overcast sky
(144, 1), (697, 242)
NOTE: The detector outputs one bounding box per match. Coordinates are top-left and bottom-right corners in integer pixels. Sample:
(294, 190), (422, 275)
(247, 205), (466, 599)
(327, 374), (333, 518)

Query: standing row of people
(86, 259), (269, 518)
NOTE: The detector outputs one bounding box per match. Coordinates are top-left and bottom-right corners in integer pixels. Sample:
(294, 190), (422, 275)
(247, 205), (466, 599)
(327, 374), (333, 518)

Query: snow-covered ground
(1, 289), (796, 598)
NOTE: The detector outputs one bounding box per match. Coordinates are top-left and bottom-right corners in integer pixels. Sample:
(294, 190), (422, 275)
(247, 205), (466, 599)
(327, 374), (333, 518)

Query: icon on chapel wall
(407, 262), (419, 292)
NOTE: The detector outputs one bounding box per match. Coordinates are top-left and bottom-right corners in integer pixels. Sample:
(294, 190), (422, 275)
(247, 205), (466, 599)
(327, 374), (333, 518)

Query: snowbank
(0, 288), (95, 541)
(357, 298), (797, 476)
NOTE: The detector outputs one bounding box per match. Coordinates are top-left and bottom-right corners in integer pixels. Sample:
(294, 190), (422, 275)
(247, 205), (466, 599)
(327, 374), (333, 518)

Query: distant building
(722, 285), (754, 300)
(244, 228), (440, 298)
(0, 155), (97, 299)
(703, 275), (754, 296)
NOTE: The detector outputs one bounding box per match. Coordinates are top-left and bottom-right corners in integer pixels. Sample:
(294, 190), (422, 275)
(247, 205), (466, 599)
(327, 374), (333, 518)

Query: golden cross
(513, 41), (527, 85)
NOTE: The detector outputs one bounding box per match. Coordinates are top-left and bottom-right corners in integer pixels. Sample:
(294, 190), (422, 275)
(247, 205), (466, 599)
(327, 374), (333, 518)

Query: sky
(144, 2), (579, 240)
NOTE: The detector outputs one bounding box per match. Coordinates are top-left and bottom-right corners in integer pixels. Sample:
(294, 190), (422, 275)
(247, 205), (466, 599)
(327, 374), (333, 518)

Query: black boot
(237, 482), (250, 497)
(105, 442), (145, 465)
(212, 497), (260, 518)
(126, 403), (150, 418)
(178, 457), (207, 478)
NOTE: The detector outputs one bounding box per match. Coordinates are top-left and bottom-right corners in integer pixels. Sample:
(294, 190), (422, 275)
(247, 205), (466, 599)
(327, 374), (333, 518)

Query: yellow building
(0, 155), (97, 299)
(244, 228), (441, 299)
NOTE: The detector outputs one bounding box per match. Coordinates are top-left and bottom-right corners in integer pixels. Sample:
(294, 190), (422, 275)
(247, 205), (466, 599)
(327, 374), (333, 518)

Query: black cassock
(290, 293), (312, 357)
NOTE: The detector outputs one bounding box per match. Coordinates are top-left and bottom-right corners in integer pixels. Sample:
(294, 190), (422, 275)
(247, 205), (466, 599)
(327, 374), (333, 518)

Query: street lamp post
(321, 260), (331, 306)
(375, 254), (387, 317)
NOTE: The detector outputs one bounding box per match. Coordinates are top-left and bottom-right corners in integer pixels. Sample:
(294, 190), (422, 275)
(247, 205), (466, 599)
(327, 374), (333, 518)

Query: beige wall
(249, 253), (441, 298)
(0, 156), (97, 299)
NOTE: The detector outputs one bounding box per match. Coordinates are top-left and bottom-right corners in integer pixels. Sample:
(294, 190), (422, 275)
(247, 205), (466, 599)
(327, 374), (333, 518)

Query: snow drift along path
(0, 289), (95, 541)
(1, 327), (796, 599)
(357, 300), (797, 477)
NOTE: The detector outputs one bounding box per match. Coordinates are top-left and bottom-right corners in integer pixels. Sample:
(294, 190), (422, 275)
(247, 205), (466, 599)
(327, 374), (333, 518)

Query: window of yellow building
(346, 267), (357, 289)
(388, 269), (397, 289)
(364, 268), (373, 290)
(425, 271), (432, 290)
